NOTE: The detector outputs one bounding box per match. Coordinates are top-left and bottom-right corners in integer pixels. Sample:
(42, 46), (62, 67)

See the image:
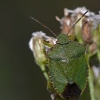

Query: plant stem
(88, 63), (96, 100)
(40, 64), (49, 81)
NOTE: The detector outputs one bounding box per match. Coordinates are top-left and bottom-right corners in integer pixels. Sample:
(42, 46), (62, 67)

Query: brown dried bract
(82, 19), (93, 44)
(56, 16), (74, 36)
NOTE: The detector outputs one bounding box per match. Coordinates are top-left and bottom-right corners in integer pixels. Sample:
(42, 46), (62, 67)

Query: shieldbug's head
(57, 34), (69, 44)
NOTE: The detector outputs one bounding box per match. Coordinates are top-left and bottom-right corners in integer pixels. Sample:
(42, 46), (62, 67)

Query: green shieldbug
(47, 33), (88, 100)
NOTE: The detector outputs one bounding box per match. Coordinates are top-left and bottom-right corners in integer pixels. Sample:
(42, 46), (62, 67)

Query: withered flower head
(82, 19), (93, 44)
(56, 13), (74, 36)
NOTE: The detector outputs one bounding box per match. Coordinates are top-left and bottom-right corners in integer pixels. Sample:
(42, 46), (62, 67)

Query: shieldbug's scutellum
(30, 11), (88, 100)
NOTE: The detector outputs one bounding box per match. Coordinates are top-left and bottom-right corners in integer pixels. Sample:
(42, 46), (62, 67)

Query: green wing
(48, 59), (68, 97)
(74, 55), (88, 92)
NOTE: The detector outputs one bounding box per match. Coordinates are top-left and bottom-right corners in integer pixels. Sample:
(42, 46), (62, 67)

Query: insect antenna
(29, 16), (57, 37)
(67, 11), (88, 34)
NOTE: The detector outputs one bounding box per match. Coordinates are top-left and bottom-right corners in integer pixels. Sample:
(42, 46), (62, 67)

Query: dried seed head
(56, 15), (74, 36)
(82, 19), (93, 44)
(61, 17), (74, 36)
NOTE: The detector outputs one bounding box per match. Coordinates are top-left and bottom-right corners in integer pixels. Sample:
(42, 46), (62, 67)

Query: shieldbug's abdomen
(62, 83), (81, 100)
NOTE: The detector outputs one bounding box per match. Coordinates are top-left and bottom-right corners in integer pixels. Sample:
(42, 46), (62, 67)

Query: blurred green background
(0, 0), (100, 100)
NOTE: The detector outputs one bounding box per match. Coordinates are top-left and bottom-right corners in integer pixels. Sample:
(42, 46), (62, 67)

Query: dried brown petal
(56, 15), (74, 36)
(82, 19), (93, 44)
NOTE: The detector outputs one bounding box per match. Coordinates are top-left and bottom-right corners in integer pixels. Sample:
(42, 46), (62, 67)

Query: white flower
(29, 31), (48, 66)
(90, 12), (100, 29)
(29, 31), (46, 51)
(29, 31), (57, 66)
(64, 7), (100, 29)
(64, 7), (95, 17)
